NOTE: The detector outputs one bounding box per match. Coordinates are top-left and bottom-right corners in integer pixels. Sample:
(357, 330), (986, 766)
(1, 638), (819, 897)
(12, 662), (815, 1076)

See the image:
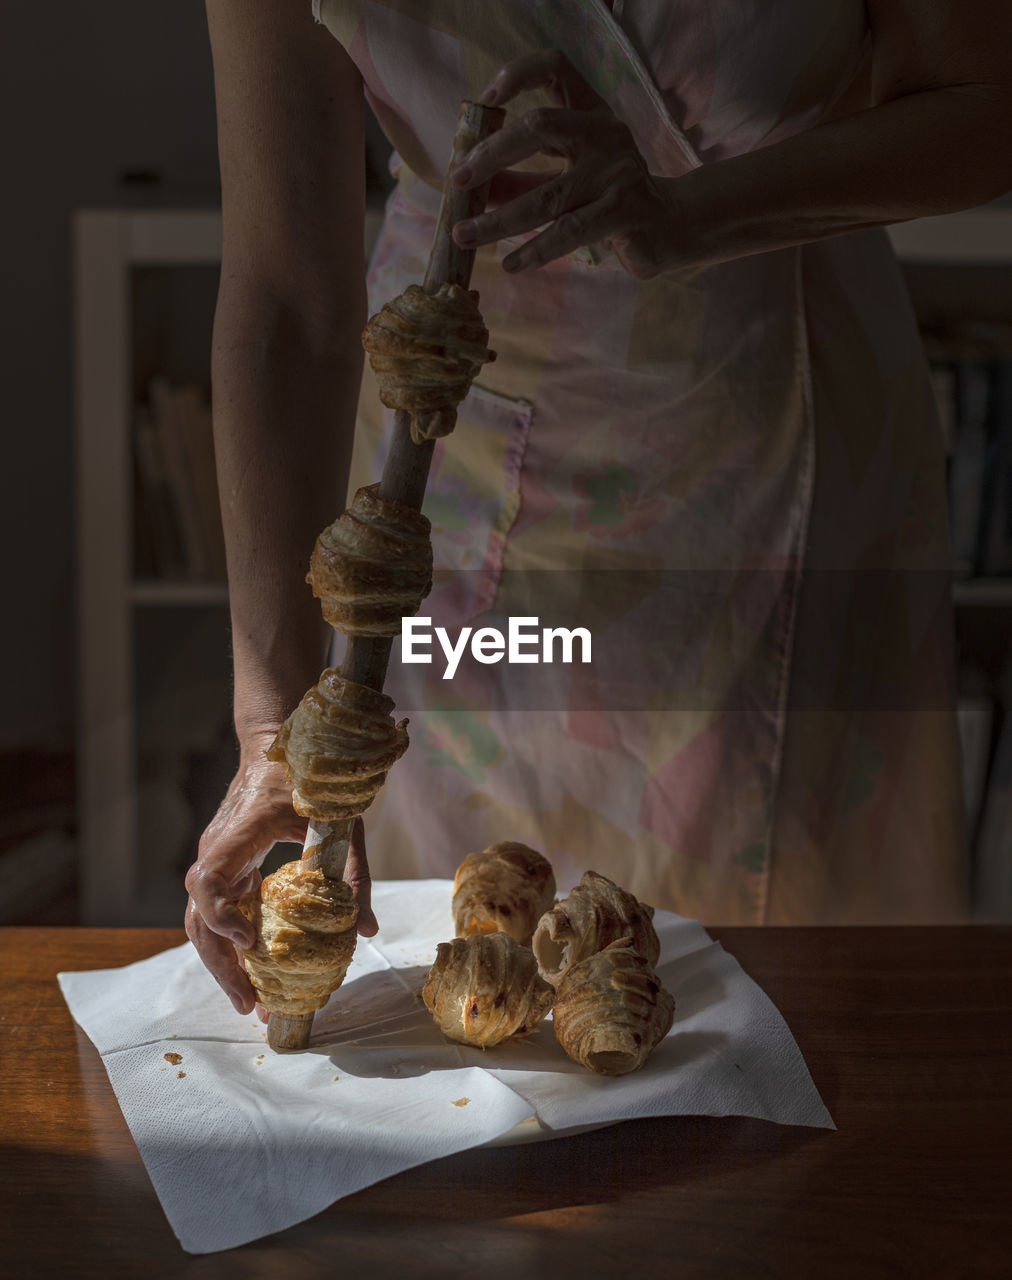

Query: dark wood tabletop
(2, 925), (1010, 1278)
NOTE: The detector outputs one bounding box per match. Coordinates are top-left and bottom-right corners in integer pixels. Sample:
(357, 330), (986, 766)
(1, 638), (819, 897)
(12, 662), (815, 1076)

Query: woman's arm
(208, 0), (366, 736)
(185, 0), (371, 1012)
(659, 0), (1012, 268)
(451, 0), (1012, 277)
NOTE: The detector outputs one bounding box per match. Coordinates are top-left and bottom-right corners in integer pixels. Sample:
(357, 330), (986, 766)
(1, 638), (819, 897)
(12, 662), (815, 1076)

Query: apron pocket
(422, 380), (534, 622)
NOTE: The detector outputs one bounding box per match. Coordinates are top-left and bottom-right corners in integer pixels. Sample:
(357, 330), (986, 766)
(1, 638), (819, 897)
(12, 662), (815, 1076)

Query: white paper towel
(59, 880), (833, 1253)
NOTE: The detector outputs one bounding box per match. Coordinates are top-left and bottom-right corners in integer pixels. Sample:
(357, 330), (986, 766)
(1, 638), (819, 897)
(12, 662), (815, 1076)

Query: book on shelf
(134, 378), (227, 583)
(946, 361), (991, 577)
(956, 692), (995, 845)
(928, 336), (1012, 580)
(979, 360), (1012, 577)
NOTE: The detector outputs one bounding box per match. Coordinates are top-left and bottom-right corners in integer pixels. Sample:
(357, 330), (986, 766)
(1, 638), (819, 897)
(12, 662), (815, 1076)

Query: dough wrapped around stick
(361, 282), (496, 444)
(307, 483), (433, 637)
(553, 937), (675, 1076)
(267, 671), (409, 822)
(422, 932), (554, 1049)
(532, 869), (660, 988)
(452, 841), (556, 947)
(240, 862), (358, 1016)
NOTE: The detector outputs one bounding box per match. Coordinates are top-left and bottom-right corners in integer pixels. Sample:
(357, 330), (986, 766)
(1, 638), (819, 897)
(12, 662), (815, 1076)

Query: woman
(186, 0), (1012, 1014)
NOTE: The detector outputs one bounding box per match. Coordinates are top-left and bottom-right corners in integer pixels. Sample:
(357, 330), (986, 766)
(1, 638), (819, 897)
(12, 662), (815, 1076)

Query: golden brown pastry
(452, 841), (556, 947)
(267, 670), (409, 822)
(532, 869), (660, 988)
(306, 483), (432, 637)
(240, 861), (358, 1016)
(361, 282), (496, 444)
(552, 937), (675, 1076)
(422, 932), (554, 1049)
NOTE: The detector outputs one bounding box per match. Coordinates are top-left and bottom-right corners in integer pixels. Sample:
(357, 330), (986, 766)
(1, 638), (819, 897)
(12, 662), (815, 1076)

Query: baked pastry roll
(422, 932), (554, 1049)
(240, 861), (358, 1016)
(267, 671), (408, 821)
(306, 483), (432, 637)
(552, 937), (675, 1076)
(532, 870), (660, 988)
(452, 841), (556, 947)
(361, 282), (496, 444)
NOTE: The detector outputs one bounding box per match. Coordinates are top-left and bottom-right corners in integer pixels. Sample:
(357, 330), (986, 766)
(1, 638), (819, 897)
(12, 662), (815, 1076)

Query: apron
(313, 0), (968, 923)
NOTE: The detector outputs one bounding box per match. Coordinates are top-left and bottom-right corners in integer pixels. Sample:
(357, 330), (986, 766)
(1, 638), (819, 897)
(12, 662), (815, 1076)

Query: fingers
(485, 167), (564, 207)
(452, 107), (592, 191)
(455, 166), (603, 252)
(186, 759), (306, 947)
(345, 816), (378, 938)
(499, 194), (619, 272)
(185, 863), (257, 949)
(184, 753), (305, 1013)
(185, 897), (258, 1015)
(478, 48), (604, 112)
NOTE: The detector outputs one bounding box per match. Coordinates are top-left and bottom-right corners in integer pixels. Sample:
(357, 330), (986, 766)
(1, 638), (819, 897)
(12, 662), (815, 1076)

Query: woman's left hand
(450, 48), (679, 280)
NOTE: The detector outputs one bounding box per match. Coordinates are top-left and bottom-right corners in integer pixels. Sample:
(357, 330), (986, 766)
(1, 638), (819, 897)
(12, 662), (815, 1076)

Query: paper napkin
(59, 880), (833, 1253)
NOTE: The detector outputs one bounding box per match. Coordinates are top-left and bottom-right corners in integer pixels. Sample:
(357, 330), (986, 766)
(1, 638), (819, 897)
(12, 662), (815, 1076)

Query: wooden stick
(267, 101), (505, 1051)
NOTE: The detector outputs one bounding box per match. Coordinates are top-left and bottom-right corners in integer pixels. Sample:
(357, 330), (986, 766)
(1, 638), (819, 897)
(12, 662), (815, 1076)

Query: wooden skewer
(267, 100), (506, 1052)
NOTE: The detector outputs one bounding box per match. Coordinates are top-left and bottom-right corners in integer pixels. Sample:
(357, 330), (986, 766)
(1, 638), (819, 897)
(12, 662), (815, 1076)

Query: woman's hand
(183, 731), (378, 1017)
(450, 48), (678, 280)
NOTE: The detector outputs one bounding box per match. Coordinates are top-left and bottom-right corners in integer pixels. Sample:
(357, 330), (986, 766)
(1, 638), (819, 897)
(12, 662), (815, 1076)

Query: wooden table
(2, 926), (1010, 1278)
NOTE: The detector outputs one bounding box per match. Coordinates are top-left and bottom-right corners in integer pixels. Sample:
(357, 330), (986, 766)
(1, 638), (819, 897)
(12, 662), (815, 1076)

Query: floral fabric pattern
(316, 0), (967, 923)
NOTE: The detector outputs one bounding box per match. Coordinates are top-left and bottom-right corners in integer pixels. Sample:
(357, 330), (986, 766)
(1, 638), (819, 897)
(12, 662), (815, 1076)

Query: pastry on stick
(422, 932), (554, 1049)
(240, 861), (358, 1016)
(307, 483), (432, 637)
(267, 670), (408, 822)
(532, 869), (660, 988)
(361, 282), (496, 444)
(452, 841), (556, 947)
(552, 937), (674, 1076)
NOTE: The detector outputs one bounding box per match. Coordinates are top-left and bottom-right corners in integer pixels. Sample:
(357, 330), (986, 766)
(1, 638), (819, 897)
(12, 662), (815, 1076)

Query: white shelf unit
(75, 210), (226, 924)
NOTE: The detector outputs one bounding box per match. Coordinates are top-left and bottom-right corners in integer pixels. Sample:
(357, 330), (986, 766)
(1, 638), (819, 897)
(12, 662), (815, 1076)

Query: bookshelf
(75, 210), (223, 924)
(890, 206), (1012, 920)
(888, 211), (1012, 618)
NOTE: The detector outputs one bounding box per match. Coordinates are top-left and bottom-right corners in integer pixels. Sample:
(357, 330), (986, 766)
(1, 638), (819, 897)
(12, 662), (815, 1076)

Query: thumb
(345, 816), (378, 937)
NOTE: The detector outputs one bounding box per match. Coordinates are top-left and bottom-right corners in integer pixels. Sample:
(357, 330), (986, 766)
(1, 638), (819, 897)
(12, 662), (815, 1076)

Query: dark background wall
(1, 2), (219, 754)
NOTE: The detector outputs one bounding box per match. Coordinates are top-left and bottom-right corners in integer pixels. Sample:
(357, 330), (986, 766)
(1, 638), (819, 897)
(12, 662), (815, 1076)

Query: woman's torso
(313, 0), (966, 924)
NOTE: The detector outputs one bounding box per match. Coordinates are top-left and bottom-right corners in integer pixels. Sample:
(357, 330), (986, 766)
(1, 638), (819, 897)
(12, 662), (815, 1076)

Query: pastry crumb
(333, 1075), (340, 1081)
(164, 1052), (183, 1065)
(451, 1097), (470, 1107)
(177, 1071), (186, 1079)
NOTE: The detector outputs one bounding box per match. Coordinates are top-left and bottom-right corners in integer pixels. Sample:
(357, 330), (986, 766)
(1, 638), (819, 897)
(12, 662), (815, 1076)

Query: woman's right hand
(184, 732), (308, 1016)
